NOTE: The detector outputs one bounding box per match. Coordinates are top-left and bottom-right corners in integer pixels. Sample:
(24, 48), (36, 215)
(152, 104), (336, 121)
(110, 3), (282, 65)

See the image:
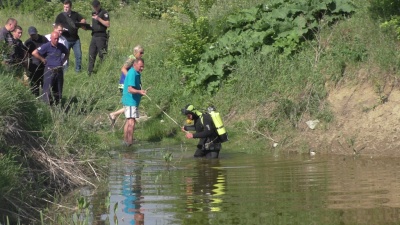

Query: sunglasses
(140, 52), (144, 54)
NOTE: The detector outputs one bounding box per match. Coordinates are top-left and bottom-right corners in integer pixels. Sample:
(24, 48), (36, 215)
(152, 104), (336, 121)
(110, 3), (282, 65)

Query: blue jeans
(67, 39), (82, 72)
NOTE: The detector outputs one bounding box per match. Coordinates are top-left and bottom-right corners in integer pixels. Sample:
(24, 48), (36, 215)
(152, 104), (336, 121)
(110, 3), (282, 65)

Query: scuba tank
(207, 106), (228, 143)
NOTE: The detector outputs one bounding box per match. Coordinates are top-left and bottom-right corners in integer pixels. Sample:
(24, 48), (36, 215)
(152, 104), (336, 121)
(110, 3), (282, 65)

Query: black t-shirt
(92, 8), (109, 37)
(24, 35), (49, 65)
(55, 11), (84, 41)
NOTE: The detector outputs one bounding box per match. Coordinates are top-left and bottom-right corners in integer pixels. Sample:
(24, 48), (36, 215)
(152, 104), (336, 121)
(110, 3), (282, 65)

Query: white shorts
(124, 106), (140, 119)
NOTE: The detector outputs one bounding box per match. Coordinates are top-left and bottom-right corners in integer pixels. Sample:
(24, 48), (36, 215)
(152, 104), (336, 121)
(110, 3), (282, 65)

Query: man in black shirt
(24, 26), (49, 96)
(55, 0), (86, 73)
(88, 0), (110, 76)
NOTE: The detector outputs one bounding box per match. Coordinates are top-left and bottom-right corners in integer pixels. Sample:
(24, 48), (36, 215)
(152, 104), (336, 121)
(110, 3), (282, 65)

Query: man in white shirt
(45, 23), (68, 71)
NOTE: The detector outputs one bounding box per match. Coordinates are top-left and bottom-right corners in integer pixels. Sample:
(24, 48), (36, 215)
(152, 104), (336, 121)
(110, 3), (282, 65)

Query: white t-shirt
(45, 34), (68, 66)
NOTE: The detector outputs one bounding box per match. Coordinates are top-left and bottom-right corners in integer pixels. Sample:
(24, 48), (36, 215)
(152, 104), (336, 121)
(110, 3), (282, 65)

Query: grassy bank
(1, 0), (400, 223)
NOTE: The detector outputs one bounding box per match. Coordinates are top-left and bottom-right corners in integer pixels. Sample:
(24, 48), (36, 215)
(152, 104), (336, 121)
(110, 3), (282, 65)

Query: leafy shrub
(133, 0), (177, 19)
(369, 0), (400, 20)
(174, 0), (356, 94)
(34, 0), (59, 22)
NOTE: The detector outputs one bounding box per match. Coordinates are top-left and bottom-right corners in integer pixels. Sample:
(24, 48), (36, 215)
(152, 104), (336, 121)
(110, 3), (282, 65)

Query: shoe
(108, 114), (116, 127)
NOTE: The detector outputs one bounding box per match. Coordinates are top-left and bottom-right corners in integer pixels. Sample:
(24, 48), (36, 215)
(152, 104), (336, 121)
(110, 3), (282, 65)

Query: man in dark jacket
(11, 26), (28, 68)
(181, 104), (222, 159)
(24, 26), (49, 96)
(0, 18), (17, 65)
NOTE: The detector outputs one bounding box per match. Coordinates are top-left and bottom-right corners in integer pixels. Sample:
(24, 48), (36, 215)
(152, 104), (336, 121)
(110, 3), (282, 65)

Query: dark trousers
(28, 64), (44, 96)
(194, 142), (222, 159)
(88, 36), (107, 74)
(42, 67), (64, 105)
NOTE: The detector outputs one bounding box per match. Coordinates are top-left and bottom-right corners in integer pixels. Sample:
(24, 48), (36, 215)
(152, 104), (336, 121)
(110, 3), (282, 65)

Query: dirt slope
(300, 72), (400, 157)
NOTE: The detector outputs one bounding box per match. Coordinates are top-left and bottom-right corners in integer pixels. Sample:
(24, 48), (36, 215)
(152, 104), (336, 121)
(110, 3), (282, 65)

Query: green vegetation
(1, 0), (400, 223)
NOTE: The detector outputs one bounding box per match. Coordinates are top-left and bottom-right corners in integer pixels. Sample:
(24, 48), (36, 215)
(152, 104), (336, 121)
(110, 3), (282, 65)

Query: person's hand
(185, 133), (193, 139)
(181, 126), (186, 132)
(140, 89), (147, 96)
(92, 15), (99, 21)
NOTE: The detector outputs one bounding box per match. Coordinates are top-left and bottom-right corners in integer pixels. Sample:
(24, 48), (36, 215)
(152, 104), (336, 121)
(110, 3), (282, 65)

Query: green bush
(133, 0), (176, 19)
(174, 0), (356, 95)
(369, 0), (400, 20)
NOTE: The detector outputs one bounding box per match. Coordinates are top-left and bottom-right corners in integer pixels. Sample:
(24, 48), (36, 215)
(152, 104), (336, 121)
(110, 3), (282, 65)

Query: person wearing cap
(25, 26), (49, 96)
(0, 18), (17, 65)
(88, 0), (110, 76)
(181, 104), (222, 159)
(121, 58), (146, 146)
(55, 0), (86, 73)
(32, 31), (69, 105)
(108, 45), (144, 128)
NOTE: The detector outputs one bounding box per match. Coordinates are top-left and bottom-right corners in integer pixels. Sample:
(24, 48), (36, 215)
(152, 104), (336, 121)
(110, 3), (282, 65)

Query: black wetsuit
(184, 113), (222, 159)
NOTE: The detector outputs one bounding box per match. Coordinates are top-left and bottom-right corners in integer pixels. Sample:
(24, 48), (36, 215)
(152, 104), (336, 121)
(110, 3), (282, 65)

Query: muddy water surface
(90, 145), (400, 225)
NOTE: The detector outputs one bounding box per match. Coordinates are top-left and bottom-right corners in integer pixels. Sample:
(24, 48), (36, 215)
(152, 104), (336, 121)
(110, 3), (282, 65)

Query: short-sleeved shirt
(24, 35), (49, 65)
(55, 11), (84, 41)
(37, 42), (69, 68)
(45, 34), (68, 66)
(45, 34), (68, 48)
(92, 8), (109, 37)
(118, 55), (136, 89)
(122, 67), (142, 107)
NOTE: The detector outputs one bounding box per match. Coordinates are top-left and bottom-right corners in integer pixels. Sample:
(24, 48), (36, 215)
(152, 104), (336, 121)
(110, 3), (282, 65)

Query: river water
(88, 144), (400, 225)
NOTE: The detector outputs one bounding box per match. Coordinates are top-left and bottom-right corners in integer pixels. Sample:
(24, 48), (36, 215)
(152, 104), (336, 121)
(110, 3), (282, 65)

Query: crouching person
(181, 104), (223, 159)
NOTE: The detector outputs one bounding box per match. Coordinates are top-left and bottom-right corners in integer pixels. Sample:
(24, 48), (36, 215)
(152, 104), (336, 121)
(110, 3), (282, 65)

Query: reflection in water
(121, 161), (144, 225)
(185, 159), (226, 213)
(95, 147), (400, 225)
(109, 156), (146, 225)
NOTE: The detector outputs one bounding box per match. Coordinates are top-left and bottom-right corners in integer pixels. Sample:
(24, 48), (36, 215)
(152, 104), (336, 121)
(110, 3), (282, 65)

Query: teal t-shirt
(122, 67), (142, 106)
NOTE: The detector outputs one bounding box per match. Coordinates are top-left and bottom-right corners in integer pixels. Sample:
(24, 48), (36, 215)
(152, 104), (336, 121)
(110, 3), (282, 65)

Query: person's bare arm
(127, 86), (146, 95)
(32, 49), (46, 64)
(121, 65), (129, 76)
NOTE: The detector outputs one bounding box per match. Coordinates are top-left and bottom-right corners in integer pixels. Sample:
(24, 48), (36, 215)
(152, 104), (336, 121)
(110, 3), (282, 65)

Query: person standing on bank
(55, 0), (85, 73)
(24, 26), (49, 96)
(32, 31), (69, 105)
(0, 18), (17, 65)
(121, 58), (146, 147)
(181, 105), (222, 159)
(108, 45), (144, 127)
(45, 23), (68, 71)
(11, 25), (28, 68)
(88, 0), (110, 76)
(8, 25), (28, 79)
